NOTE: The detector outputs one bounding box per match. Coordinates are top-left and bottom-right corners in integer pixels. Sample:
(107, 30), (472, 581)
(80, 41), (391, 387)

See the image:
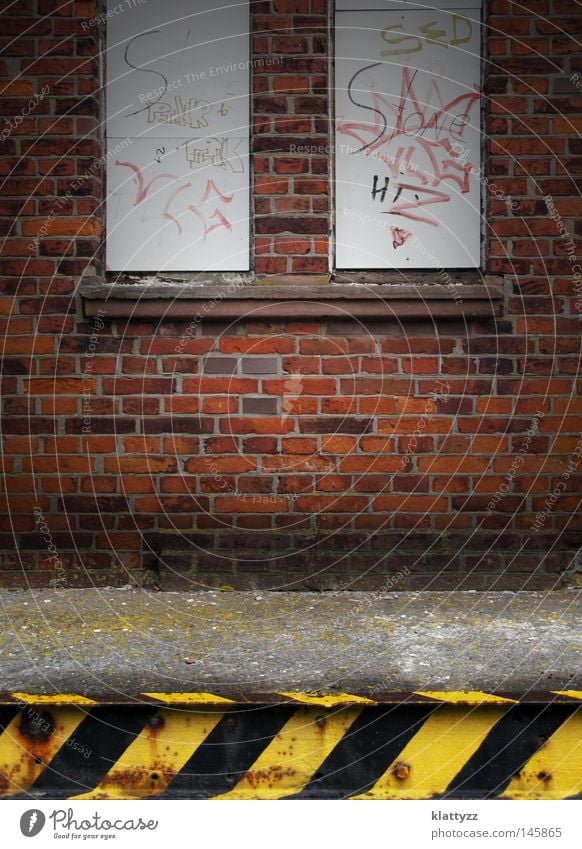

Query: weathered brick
(0, 1), (577, 590)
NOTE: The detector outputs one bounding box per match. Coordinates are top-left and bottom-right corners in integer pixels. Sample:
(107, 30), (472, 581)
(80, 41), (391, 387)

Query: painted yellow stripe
(500, 709), (582, 799)
(70, 707), (226, 800)
(353, 705), (509, 799)
(415, 691), (517, 705)
(214, 706), (363, 799)
(550, 690), (582, 701)
(0, 706), (88, 796)
(11, 692), (97, 706)
(141, 692), (235, 705)
(279, 692), (377, 707)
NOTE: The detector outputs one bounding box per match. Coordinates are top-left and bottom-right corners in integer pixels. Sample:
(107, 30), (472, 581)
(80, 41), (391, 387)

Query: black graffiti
(124, 30), (168, 118)
(347, 62), (387, 154)
(371, 175), (389, 201)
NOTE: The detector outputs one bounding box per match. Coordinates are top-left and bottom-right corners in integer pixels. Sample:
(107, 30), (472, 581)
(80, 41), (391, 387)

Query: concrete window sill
(80, 272), (504, 320)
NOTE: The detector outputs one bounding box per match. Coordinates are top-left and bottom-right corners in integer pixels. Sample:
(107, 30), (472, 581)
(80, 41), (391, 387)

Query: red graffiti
(391, 226), (412, 249)
(187, 180), (233, 240)
(163, 183), (191, 234)
(339, 66), (479, 231)
(116, 162), (233, 241)
(386, 183), (452, 226)
(115, 159), (177, 204)
(199, 179), (234, 206)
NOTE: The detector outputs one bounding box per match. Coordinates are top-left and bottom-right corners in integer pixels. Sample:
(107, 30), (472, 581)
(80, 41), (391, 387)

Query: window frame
(103, 0), (254, 276)
(330, 0), (486, 275)
(84, 0), (502, 314)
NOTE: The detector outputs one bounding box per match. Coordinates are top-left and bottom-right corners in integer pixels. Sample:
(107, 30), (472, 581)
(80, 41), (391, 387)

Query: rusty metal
(392, 763), (411, 781)
(1, 689), (581, 706)
(19, 709), (55, 743)
(0, 699), (580, 800)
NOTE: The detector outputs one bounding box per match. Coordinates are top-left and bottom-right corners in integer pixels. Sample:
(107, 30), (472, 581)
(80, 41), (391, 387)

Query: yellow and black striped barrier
(0, 692), (580, 800)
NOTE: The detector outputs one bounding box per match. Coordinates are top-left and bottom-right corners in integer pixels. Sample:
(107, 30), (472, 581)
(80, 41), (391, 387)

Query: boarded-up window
(106, 0), (250, 271)
(335, 0), (482, 269)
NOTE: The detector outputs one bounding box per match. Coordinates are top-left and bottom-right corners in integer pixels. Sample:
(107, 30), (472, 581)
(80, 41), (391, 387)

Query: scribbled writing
(185, 136), (245, 173)
(123, 30), (167, 117)
(148, 96), (211, 129)
(115, 159), (176, 204)
(338, 63), (479, 230)
(380, 15), (473, 57)
(115, 161), (233, 241)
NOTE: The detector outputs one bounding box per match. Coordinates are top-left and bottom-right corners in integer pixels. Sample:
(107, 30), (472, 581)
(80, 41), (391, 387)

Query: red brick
(292, 256), (327, 272)
(106, 456), (178, 474)
(274, 236), (311, 254)
(273, 76), (310, 93)
(275, 196), (310, 212)
(23, 455), (94, 474)
(340, 456), (403, 473)
(224, 417), (294, 435)
(263, 455), (333, 473)
(273, 157), (309, 174)
(202, 397), (238, 414)
(294, 178), (327, 194)
(273, 0), (310, 12)
(417, 457), (490, 474)
(281, 438), (318, 454)
(103, 378), (174, 395)
(353, 476), (391, 493)
(295, 495), (368, 513)
(185, 457), (257, 473)
(215, 496), (288, 513)
(374, 495), (448, 513)
(243, 437), (278, 453)
(21, 218), (100, 237)
(25, 378), (94, 395)
(2, 337), (54, 354)
(181, 377), (256, 394)
(321, 397), (356, 414)
(219, 337), (294, 354)
(255, 257), (288, 274)
(320, 436), (357, 454)
(263, 377), (335, 395)
(255, 176), (289, 195)
(272, 36), (308, 53)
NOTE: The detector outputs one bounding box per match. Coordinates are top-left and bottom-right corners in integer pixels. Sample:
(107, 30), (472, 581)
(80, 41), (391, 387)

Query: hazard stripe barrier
(0, 699), (580, 800)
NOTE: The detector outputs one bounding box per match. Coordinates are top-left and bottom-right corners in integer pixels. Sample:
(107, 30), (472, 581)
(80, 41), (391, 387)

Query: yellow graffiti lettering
(380, 24), (422, 57)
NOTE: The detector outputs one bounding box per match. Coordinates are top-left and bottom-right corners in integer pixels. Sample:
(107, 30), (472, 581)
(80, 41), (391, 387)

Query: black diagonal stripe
(444, 704), (579, 799)
(25, 706), (159, 797)
(156, 704), (296, 799)
(0, 706), (19, 733)
(289, 704), (437, 799)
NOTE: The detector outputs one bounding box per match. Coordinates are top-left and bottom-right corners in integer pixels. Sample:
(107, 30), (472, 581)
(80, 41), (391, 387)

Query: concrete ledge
(0, 590), (579, 702)
(80, 276), (504, 320)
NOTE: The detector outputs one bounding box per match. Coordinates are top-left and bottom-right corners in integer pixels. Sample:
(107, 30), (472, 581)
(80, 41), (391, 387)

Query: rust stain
(392, 762), (411, 781)
(18, 710), (55, 743)
(99, 762), (177, 793)
(244, 764), (297, 790)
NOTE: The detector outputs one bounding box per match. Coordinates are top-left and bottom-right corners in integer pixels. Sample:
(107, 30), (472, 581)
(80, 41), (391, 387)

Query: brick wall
(253, 0), (329, 274)
(0, 0), (580, 591)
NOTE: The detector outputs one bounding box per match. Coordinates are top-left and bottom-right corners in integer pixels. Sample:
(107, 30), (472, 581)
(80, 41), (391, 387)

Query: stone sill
(80, 272), (504, 320)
